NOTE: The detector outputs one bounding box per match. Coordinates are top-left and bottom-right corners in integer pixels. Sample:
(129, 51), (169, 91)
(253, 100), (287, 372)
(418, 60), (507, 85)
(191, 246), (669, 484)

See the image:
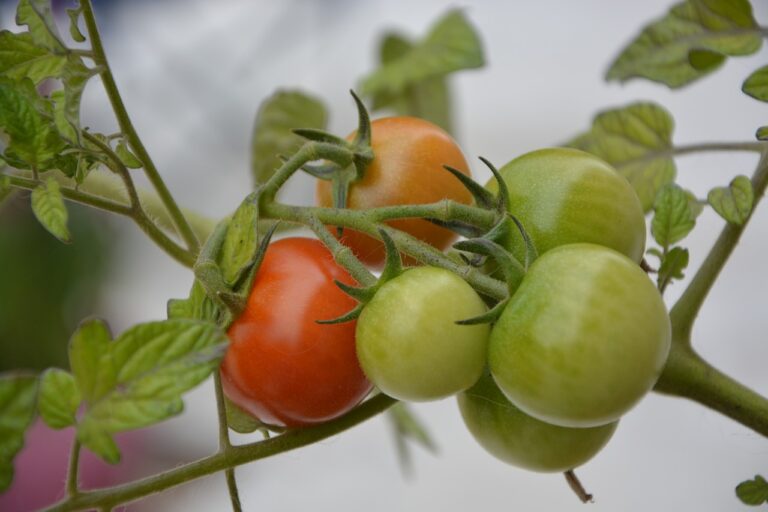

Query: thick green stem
(43, 394), (396, 512)
(263, 202), (507, 300)
(654, 149), (768, 437)
(80, 0), (200, 255)
(669, 149), (768, 339)
(305, 215), (377, 287)
(259, 142), (355, 202)
(655, 343), (768, 437)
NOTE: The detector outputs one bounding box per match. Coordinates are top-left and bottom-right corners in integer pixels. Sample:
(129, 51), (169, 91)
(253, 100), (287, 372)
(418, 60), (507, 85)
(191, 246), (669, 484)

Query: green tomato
(356, 266), (490, 401)
(458, 372), (617, 473)
(489, 243), (671, 428)
(486, 148), (646, 262)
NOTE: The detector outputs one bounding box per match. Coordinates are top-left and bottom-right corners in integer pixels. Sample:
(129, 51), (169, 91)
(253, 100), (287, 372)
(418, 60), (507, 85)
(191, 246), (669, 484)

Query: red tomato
(316, 116), (473, 267)
(220, 237), (372, 427)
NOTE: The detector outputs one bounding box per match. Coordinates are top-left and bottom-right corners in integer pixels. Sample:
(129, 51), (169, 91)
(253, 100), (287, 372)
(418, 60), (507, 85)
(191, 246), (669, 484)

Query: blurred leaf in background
(0, 196), (113, 372)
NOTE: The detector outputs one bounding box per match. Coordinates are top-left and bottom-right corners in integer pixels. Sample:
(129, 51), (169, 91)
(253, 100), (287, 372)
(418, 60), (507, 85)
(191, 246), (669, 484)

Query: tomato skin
(486, 148), (646, 263)
(489, 243), (671, 428)
(316, 116), (473, 267)
(221, 237), (372, 428)
(458, 372), (617, 473)
(355, 266), (490, 401)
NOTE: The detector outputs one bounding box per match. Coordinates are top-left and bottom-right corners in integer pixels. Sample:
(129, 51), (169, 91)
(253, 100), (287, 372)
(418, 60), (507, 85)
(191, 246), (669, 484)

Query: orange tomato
(316, 116), (472, 267)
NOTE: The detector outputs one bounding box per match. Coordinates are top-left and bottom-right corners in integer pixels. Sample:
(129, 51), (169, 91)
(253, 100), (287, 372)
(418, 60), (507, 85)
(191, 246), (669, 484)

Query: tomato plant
(355, 266), (490, 401)
(316, 116), (473, 267)
(458, 372), (617, 473)
(489, 243), (671, 428)
(1, 2), (767, 511)
(486, 148), (646, 263)
(221, 237), (372, 427)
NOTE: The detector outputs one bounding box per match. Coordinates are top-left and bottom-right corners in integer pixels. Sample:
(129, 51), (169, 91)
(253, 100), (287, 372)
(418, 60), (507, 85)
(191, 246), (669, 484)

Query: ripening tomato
(221, 237), (372, 428)
(486, 148), (646, 263)
(316, 116), (473, 267)
(489, 244), (671, 428)
(355, 266), (490, 401)
(458, 372), (618, 473)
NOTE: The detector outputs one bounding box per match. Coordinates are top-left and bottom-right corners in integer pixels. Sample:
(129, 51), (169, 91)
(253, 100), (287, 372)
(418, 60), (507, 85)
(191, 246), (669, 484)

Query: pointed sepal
(479, 157), (510, 214)
(507, 213), (538, 269)
(292, 128), (348, 146)
(442, 164), (496, 209)
(350, 90), (372, 148)
(456, 298), (508, 326)
(453, 238), (524, 292)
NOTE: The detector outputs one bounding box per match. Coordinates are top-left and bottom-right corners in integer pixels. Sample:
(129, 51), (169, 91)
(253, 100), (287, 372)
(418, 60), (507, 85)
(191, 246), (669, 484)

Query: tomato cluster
(222, 117), (671, 474)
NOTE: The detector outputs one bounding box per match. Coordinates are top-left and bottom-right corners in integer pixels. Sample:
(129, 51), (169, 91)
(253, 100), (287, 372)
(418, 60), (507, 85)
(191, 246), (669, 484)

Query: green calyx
(181, 191), (278, 327)
(317, 228), (404, 325)
(296, 91), (375, 238)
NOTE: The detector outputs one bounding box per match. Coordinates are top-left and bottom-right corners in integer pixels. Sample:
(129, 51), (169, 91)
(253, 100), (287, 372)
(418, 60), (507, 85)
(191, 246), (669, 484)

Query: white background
(5, 0), (768, 510)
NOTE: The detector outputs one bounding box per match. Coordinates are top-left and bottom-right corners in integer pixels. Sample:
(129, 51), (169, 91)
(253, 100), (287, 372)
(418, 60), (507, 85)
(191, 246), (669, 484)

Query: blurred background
(0, 0), (767, 510)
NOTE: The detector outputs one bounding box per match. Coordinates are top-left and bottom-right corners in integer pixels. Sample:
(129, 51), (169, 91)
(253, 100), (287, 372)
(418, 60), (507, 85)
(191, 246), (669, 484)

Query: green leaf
(707, 175), (753, 225)
(76, 422), (120, 464)
(38, 368), (81, 429)
(0, 31), (67, 83)
(31, 178), (70, 243)
(606, 0), (763, 88)
(16, 0), (66, 51)
(360, 10), (483, 99)
(652, 184), (696, 248)
(0, 373), (38, 492)
(68, 318), (113, 404)
(66, 7), (86, 43)
(76, 319), (227, 463)
(61, 56), (93, 140)
(757, 126), (768, 141)
(370, 33), (454, 133)
(743, 65), (768, 102)
(50, 90), (77, 143)
(251, 90), (327, 185)
(224, 394), (265, 434)
(116, 141), (142, 169)
(687, 48), (725, 72)
(736, 475), (768, 505)
(566, 102), (676, 210)
(657, 246), (689, 292)
(220, 200), (259, 286)
(167, 280), (220, 322)
(0, 77), (66, 168)
(685, 189), (704, 219)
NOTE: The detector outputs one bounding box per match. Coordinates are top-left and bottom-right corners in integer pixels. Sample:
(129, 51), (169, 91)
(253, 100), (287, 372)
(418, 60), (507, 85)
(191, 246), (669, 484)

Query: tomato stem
(614, 141), (765, 171)
(265, 201), (507, 300)
(42, 394), (397, 512)
(564, 470), (593, 503)
(65, 439), (81, 498)
(304, 215), (377, 287)
(80, 0), (201, 256)
(655, 343), (768, 437)
(670, 149), (768, 338)
(656, 148), (768, 438)
(213, 372), (243, 511)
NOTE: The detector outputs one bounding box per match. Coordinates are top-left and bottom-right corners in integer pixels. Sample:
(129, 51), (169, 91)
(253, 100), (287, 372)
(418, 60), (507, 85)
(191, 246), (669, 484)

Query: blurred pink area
(0, 421), (144, 512)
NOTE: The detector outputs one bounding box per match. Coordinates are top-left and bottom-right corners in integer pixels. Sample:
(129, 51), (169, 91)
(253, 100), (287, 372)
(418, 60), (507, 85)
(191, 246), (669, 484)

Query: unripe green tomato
(458, 372), (618, 473)
(489, 243), (671, 428)
(485, 148), (646, 262)
(355, 266), (490, 401)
